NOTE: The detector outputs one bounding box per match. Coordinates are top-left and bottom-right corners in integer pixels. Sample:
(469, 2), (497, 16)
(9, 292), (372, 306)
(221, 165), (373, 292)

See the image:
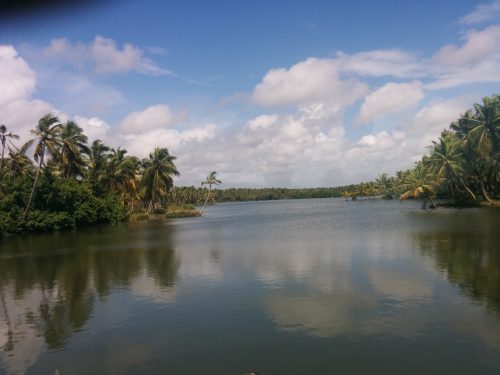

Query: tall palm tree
(141, 147), (179, 213)
(200, 171), (221, 215)
(58, 121), (90, 179)
(23, 114), (62, 220)
(102, 148), (140, 205)
(88, 140), (110, 184)
(425, 131), (476, 201)
(399, 162), (437, 209)
(0, 124), (19, 172)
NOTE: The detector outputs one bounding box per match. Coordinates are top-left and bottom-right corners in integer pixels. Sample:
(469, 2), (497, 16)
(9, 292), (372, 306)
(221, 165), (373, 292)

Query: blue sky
(1, 0), (499, 187)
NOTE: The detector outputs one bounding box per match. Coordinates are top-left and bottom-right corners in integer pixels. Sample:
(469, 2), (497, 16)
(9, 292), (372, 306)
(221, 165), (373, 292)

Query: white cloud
(120, 104), (186, 134)
(355, 81), (424, 124)
(73, 115), (111, 142)
(336, 49), (424, 78)
(120, 123), (217, 159)
(460, 0), (500, 25)
(252, 57), (368, 108)
(428, 25), (500, 89)
(0, 46), (36, 107)
(0, 45), (55, 142)
(433, 25), (500, 66)
(42, 36), (170, 76)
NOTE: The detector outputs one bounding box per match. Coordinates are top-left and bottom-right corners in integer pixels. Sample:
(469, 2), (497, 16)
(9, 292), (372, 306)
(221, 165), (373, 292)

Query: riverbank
(130, 204), (201, 221)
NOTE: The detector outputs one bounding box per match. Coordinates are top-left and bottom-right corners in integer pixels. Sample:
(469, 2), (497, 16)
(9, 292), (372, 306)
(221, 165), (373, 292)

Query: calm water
(0, 199), (499, 374)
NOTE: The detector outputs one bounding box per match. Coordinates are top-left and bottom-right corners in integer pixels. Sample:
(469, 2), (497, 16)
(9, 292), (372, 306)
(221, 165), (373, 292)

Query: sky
(0, 0), (499, 187)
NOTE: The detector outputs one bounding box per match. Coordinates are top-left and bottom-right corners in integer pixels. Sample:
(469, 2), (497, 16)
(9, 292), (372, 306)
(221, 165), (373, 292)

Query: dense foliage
(0, 115), (181, 234)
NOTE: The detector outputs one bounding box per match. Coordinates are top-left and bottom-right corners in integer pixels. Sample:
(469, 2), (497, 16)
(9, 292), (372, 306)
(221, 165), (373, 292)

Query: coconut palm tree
(23, 114), (62, 220)
(141, 147), (179, 213)
(399, 162), (437, 209)
(58, 121), (90, 179)
(87, 139), (111, 189)
(4, 146), (33, 180)
(425, 131), (476, 201)
(0, 125), (20, 173)
(375, 173), (393, 197)
(101, 148), (141, 206)
(451, 95), (500, 202)
(200, 171), (221, 215)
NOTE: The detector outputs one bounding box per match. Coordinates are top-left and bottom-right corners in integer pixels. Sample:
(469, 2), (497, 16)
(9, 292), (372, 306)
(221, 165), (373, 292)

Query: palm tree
(102, 148), (141, 206)
(141, 147), (179, 213)
(4, 146), (33, 180)
(451, 95), (500, 202)
(399, 162), (437, 209)
(200, 171), (221, 215)
(88, 140), (110, 183)
(23, 114), (62, 220)
(375, 173), (393, 197)
(0, 125), (19, 172)
(425, 131), (476, 201)
(58, 121), (90, 179)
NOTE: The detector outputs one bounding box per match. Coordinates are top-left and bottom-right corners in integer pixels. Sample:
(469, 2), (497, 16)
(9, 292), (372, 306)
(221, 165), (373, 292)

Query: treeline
(0, 94), (498, 233)
(168, 186), (345, 204)
(169, 94), (499, 209)
(0, 114), (180, 234)
(341, 94), (499, 207)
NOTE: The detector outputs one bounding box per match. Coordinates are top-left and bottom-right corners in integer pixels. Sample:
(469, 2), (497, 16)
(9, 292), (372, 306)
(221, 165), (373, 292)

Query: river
(0, 198), (499, 374)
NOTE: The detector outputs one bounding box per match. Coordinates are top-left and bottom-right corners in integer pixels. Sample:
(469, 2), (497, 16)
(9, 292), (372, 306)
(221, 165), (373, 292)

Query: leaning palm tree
(88, 140), (110, 184)
(399, 162), (437, 209)
(425, 131), (476, 201)
(23, 114), (62, 220)
(200, 171), (221, 215)
(0, 124), (20, 172)
(58, 121), (90, 179)
(451, 95), (500, 202)
(141, 147), (179, 213)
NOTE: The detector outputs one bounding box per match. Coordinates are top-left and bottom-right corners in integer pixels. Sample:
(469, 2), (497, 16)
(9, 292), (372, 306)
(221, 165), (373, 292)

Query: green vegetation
(0, 94), (497, 234)
(0, 114), (189, 235)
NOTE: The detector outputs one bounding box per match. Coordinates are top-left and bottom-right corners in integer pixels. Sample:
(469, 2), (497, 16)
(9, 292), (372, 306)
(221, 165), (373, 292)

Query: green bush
(0, 174), (128, 235)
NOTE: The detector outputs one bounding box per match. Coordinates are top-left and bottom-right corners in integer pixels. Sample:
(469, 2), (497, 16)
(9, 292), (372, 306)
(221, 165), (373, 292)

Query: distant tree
(0, 125), (19, 173)
(200, 171), (221, 215)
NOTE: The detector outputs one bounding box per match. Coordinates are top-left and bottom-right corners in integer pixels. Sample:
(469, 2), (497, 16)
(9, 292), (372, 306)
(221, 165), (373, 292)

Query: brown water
(0, 199), (499, 374)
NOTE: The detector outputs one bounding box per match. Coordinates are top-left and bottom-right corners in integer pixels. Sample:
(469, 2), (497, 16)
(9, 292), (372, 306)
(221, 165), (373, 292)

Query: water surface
(0, 199), (499, 374)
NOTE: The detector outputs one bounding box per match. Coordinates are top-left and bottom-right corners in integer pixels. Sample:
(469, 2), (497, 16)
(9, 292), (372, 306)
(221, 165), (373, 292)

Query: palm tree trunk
(200, 186), (211, 215)
(23, 150), (44, 221)
(480, 180), (493, 204)
(0, 137), (5, 171)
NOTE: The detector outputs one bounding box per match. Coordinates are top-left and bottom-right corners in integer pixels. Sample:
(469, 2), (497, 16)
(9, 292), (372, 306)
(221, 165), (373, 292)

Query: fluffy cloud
(428, 25), (500, 89)
(0, 45), (55, 140)
(459, 0), (500, 25)
(355, 81), (424, 124)
(252, 57), (368, 108)
(120, 104), (186, 134)
(0, 46), (36, 107)
(41, 36), (170, 75)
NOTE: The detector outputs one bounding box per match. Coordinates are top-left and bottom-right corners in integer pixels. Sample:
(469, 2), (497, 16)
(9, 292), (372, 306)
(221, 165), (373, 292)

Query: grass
(129, 204), (201, 221)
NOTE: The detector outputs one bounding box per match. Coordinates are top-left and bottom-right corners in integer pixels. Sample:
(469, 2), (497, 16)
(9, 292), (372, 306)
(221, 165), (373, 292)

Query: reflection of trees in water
(414, 227), (500, 311)
(0, 223), (179, 353)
